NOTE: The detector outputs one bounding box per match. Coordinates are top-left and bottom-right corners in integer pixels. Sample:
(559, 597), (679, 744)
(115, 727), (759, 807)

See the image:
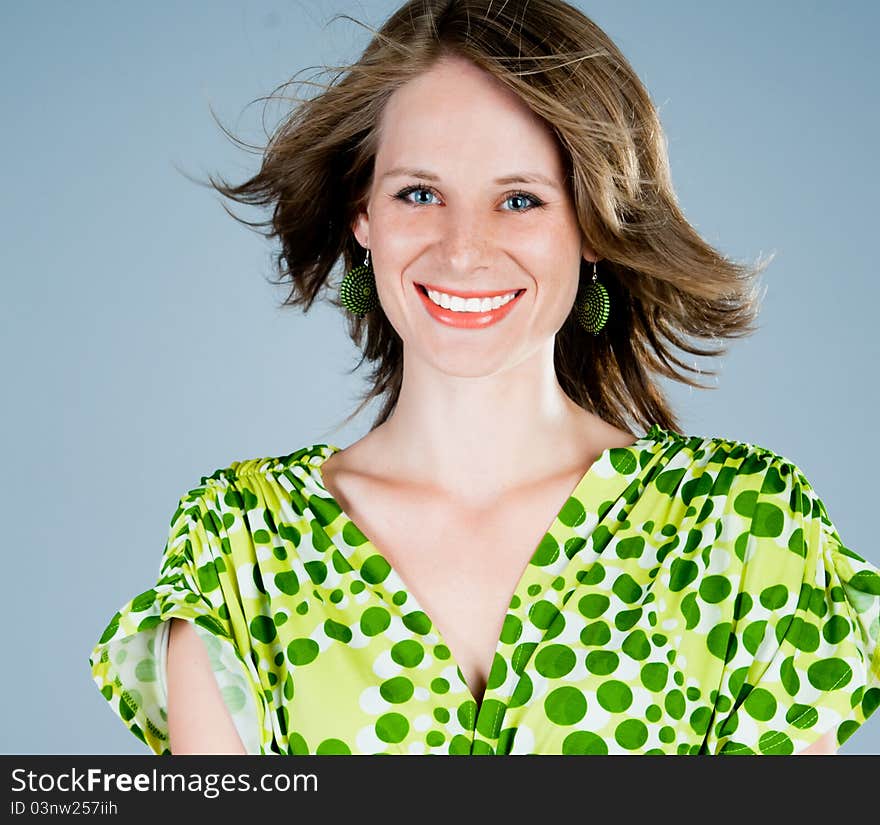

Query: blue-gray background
(2, 0), (877, 754)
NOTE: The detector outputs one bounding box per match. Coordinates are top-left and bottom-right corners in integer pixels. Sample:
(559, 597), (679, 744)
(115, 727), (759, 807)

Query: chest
(319, 468), (587, 706)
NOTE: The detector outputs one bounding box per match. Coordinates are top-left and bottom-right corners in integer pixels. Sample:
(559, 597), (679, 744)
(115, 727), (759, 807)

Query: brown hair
(196, 0), (769, 437)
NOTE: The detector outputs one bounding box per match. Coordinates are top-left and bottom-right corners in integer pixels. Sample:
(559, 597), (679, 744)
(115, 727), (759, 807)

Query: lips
(414, 281), (525, 329)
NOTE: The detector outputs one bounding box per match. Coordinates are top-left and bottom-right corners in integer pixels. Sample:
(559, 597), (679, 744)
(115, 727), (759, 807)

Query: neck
(359, 346), (629, 506)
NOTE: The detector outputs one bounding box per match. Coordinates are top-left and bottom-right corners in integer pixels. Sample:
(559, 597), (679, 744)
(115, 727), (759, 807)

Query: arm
(167, 617), (248, 755)
(796, 730), (837, 755)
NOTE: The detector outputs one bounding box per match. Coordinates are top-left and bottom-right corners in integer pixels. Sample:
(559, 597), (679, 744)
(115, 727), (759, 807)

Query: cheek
(367, 213), (425, 276)
(546, 278), (581, 326)
(372, 269), (403, 315)
(516, 231), (583, 304)
(370, 267), (416, 343)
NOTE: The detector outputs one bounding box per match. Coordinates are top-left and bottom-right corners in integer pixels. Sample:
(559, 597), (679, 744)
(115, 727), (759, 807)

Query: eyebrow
(380, 166), (560, 189)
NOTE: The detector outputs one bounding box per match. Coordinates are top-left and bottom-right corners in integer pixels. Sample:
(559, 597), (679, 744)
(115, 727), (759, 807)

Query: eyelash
(392, 182), (546, 213)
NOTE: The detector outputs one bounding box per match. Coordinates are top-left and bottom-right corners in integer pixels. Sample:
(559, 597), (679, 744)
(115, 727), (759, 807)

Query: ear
(351, 210), (370, 250)
(581, 238), (598, 264)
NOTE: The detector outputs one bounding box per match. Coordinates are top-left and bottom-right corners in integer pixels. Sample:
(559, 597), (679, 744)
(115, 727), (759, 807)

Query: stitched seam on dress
(489, 695), (501, 750)
(720, 663), (853, 754)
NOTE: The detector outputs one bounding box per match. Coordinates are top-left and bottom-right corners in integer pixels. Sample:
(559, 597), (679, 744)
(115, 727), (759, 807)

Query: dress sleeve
(88, 486), (271, 754)
(703, 457), (880, 754)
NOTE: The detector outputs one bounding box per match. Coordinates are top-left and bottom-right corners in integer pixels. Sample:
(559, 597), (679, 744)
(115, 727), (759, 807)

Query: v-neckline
(306, 425), (662, 727)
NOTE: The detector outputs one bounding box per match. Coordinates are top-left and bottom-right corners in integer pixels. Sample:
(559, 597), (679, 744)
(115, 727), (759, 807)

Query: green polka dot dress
(88, 424), (880, 755)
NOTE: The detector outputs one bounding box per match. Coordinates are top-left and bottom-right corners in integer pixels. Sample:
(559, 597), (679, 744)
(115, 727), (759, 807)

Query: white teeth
(425, 288), (519, 312)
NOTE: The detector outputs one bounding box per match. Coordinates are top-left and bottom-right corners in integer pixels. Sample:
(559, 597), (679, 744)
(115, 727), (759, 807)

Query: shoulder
(653, 425), (799, 467)
(203, 443), (336, 487)
(158, 443), (340, 581)
(647, 426), (831, 559)
(163, 443), (338, 540)
(652, 425), (816, 500)
(175, 443), (337, 501)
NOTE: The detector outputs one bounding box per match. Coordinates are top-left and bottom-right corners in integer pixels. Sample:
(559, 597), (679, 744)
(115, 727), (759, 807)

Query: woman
(88, 0), (879, 755)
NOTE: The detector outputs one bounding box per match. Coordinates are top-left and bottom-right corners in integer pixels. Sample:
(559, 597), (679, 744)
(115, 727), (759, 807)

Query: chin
(409, 342), (524, 379)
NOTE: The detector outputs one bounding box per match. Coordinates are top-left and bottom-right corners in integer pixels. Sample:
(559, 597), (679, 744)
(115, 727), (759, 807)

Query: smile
(414, 282), (525, 329)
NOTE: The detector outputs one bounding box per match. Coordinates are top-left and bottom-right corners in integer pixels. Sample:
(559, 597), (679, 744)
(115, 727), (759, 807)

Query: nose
(439, 207), (495, 275)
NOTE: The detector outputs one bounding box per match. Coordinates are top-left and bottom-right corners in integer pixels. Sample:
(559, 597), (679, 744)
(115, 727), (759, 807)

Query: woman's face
(353, 54), (595, 378)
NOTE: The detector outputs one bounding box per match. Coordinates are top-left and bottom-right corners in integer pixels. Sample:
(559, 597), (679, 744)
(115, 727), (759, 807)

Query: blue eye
(396, 186), (439, 206)
(393, 183), (544, 212)
(502, 192), (541, 211)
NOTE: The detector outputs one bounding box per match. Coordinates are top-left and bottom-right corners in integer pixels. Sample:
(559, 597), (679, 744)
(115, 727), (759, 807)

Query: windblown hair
(199, 0), (769, 436)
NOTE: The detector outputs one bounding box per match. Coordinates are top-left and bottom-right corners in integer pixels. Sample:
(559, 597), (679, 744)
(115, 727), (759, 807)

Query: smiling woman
(88, 0), (879, 756)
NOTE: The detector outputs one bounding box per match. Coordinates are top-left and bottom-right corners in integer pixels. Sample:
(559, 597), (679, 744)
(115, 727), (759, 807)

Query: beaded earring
(574, 260), (610, 334)
(339, 248), (379, 316)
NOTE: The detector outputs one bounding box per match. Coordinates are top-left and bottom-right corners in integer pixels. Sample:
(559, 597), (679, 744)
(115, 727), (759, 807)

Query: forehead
(375, 56), (564, 178)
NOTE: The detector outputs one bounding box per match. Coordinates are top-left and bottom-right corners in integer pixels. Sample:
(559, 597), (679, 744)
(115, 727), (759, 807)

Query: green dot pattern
(88, 426), (880, 755)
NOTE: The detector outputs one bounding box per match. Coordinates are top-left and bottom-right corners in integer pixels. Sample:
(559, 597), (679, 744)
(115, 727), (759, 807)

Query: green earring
(574, 260), (610, 334)
(339, 249), (379, 316)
